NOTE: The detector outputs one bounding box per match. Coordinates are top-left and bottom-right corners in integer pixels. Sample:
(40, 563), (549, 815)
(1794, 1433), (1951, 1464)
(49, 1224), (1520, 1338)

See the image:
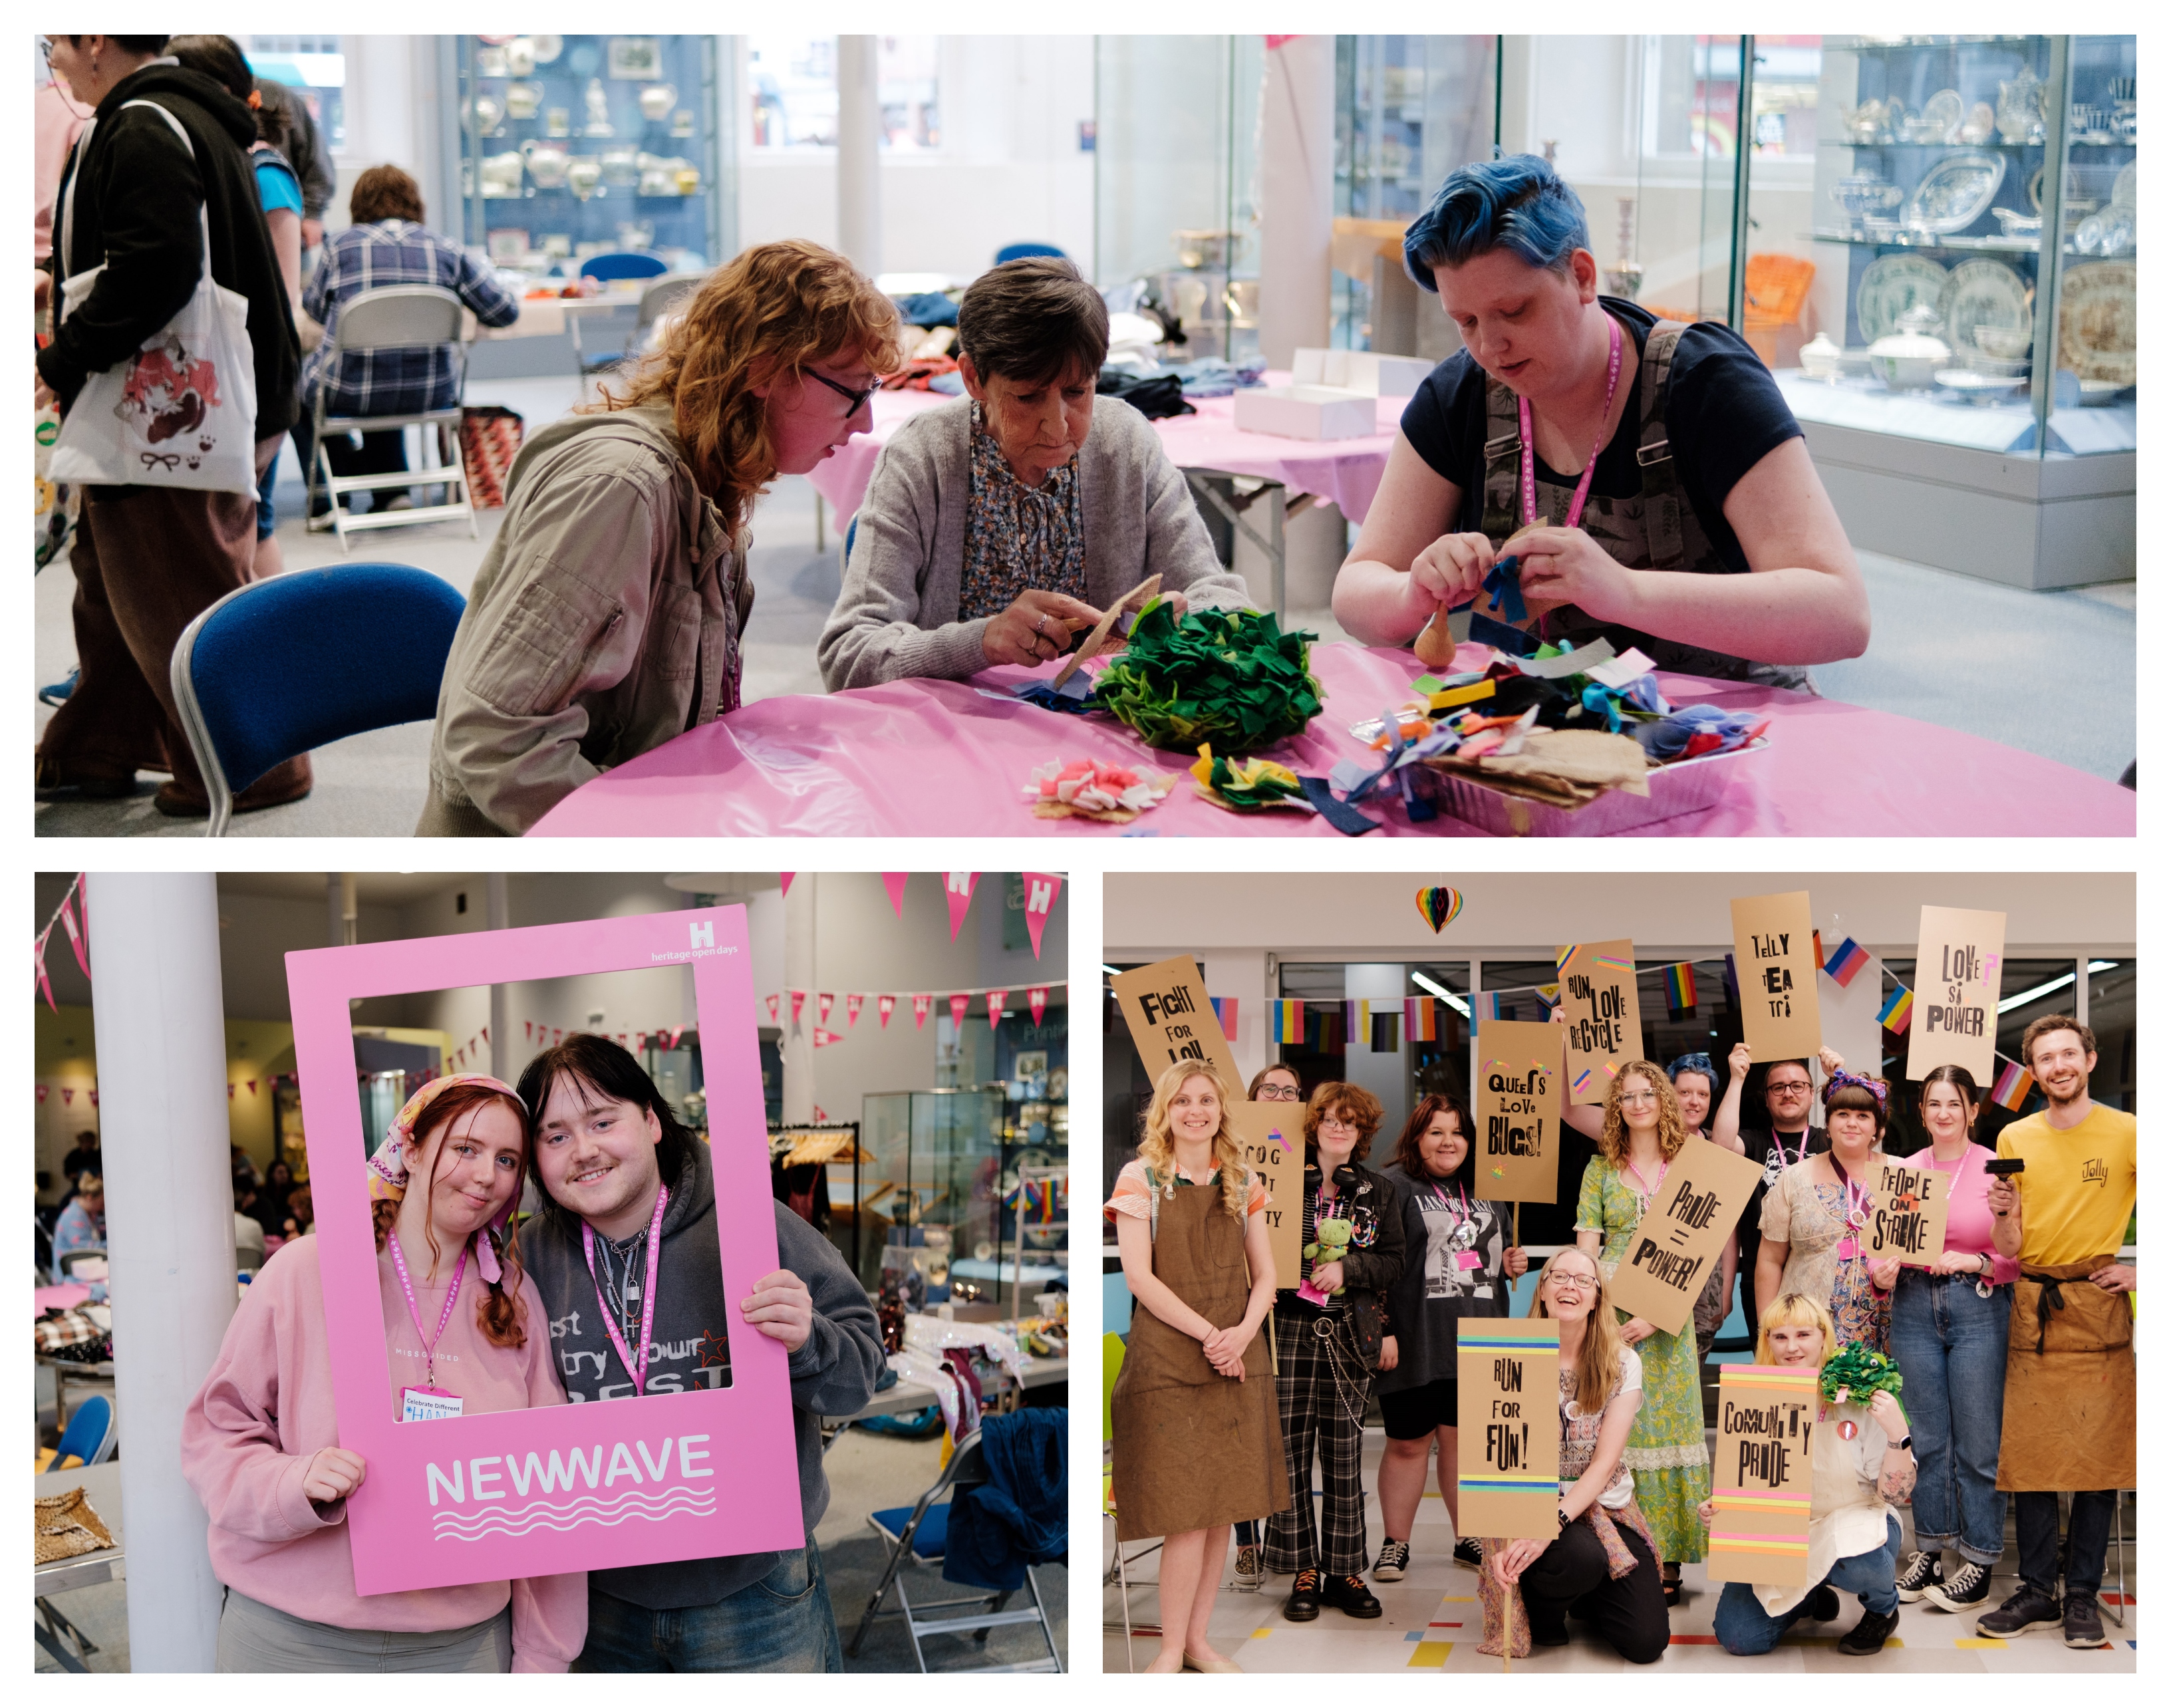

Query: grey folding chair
(306, 285), (476, 549)
(571, 271), (703, 376)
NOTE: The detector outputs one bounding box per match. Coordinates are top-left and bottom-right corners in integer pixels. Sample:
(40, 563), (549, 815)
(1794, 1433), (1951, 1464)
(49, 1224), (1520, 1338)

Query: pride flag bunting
(1877, 984), (1914, 1034)
(1664, 962), (1697, 1018)
(1272, 998), (1304, 1044)
(1991, 1060), (2034, 1110)
(1822, 936), (1871, 988)
(1210, 996), (1237, 1041)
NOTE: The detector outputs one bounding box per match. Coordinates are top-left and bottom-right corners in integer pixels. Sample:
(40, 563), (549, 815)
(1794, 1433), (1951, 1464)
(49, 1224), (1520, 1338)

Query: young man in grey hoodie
(517, 1034), (883, 1671)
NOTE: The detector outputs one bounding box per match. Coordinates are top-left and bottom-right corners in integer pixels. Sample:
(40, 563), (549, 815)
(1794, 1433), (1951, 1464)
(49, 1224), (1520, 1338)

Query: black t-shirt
(1736, 1123), (1829, 1256)
(1397, 298), (1803, 576)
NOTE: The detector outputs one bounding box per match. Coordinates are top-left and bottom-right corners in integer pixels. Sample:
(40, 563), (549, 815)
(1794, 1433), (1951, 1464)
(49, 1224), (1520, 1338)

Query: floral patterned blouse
(958, 404), (1088, 619)
(1759, 1155), (1892, 1355)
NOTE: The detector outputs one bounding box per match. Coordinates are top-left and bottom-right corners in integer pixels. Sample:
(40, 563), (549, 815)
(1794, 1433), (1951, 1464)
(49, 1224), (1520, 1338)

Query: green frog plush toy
(1303, 1216), (1354, 1294)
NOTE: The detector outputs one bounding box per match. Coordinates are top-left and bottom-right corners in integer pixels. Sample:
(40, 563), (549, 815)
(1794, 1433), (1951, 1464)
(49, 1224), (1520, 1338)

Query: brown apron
(1995, 1254), (2136, 1492)
(1110, 1169), (1291, 1542)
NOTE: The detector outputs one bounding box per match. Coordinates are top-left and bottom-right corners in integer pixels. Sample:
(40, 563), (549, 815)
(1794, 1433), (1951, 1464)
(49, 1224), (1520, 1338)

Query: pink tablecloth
(803, 376), (1402, 525)
(531, 641), (2135, 838)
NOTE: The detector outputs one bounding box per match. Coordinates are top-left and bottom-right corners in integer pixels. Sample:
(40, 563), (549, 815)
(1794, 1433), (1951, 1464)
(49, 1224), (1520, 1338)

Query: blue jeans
(575, 1546), (843, 1672)
(1889, 1268), (2010, 1564)
(1713, 1516), (1902, 1655)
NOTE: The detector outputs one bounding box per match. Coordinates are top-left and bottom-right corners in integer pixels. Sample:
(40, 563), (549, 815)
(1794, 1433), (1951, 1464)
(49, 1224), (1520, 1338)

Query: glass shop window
(747, 35), (940, 151)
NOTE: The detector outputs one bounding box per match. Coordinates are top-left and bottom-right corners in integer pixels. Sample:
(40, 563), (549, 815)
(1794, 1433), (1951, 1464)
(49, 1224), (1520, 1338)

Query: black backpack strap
(1637, 323), (1690, 571)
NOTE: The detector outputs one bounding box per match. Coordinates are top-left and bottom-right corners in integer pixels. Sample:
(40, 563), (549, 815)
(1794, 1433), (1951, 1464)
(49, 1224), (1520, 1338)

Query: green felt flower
(1818, 1342), (1904, 1407)
(1094, 599), (1324, 755)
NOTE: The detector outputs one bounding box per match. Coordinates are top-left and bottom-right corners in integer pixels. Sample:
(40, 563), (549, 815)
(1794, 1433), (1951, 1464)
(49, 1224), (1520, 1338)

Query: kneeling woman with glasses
(1479, 1248), (1669, 1663)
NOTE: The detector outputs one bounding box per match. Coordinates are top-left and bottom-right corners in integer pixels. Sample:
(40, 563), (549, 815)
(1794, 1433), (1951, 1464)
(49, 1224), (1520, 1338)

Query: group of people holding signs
(1104, 901), (2134, 1671)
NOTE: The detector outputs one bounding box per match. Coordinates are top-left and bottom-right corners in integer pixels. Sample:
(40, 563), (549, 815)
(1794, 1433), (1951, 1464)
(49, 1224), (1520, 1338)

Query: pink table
(804, 376), (1402, 525)
(531, 640), (2136, 838)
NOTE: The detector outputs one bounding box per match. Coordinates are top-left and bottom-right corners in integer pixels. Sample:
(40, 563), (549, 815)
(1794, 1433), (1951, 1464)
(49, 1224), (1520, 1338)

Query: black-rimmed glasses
(805, 368), (878, 416)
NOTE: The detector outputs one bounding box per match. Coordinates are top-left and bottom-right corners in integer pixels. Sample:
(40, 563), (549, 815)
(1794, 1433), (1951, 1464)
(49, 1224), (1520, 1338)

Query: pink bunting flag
(36, 1085), (48, 1104)
(883, 873), (910, 917)
(813, 1105), (829, 1122)
(247, 1080), (257, 1096)
(948, 992), (970, 1030)
(481, 1026), (490, 1044)
(62, 1086), (74, 1103)
(36, 933), (56, 1012)
(1028, 986), (1048, 1026)
(225, 1084), (233, 1101)
(525, 1021), (533, 1040)
(813, 1029), (843, 1048)
(790, 990), (807, 1024)
(766, 994), (779, 1024)
(59, 893), (90, 979)
(780, 873), (795, 897)
(987, 990), (1007, 1028)
(87, 1089), (97, 1107)
(912, 994), (932, 1029)
(846, 994), (863, 1029)
(553, 1029), (563, 1046)
(879, 994), (897, 1028)
(944, 872), (979, 941)
(1020, 873), (1062, 958)
(818, 993), (834, 1024)
(668, 1026), (686, 1050)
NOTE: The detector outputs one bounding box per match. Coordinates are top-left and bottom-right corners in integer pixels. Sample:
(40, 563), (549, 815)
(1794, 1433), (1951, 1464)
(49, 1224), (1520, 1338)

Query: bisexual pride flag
(1822, 936), (1872, 988)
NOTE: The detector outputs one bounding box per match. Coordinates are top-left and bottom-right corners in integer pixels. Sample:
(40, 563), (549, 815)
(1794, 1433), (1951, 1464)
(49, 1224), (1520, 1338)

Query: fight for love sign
(1706, 1364), (1816, 1586)
(1456, 1318), (1562, 1539)
(1604, 1139), (1767, 1336)
(1862, 1155), (1951, 1268)
(1473, 1020), (1562, 1202)
(1906, 906), (2007, 1081)
(1111, 956), (1244, 1092)
(1730, 892), (1823, 1060)
(1225, 1103), (1301, 1288)
(1556, 939), (1645, 1105)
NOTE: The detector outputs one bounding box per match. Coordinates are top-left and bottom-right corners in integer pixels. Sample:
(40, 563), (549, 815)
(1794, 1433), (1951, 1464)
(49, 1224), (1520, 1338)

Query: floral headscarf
(366, 1073), (525, 1282)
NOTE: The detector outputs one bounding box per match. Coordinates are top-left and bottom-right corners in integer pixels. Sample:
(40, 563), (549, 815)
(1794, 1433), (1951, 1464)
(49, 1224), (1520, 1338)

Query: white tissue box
(1233, 384), (1378, 441)
(1290, 347), (1431, 397)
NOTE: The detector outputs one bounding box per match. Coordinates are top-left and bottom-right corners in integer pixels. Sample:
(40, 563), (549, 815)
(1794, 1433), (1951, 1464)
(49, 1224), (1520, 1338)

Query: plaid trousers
(1262, 1306), (1374, 1576)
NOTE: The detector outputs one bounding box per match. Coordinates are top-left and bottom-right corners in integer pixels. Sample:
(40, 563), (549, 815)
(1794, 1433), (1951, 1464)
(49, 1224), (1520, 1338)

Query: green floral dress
(1575, 1157), (1711, 1562)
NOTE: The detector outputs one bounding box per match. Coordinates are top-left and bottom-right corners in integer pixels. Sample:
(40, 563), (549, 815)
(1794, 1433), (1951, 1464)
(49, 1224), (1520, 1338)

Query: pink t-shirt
(36, 80), (92, 264)
(1928, 1143), (2019, 1284)
(180, 1234), (587, 1669)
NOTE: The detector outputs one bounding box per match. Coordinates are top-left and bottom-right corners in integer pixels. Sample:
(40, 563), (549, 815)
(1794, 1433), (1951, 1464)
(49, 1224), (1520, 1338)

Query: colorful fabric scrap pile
(1189, 745), (1311, 813)
(1022, 758), (1176, 824)
(1093, 599), (1323, 755)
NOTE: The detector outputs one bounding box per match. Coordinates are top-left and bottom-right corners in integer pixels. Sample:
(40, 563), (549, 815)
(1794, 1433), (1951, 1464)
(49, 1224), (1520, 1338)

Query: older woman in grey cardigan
(817, 257), (1252, 690)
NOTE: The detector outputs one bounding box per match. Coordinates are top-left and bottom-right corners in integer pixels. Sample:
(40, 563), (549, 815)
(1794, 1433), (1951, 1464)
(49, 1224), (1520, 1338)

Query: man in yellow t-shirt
(1977, 1015), (2136, 1651)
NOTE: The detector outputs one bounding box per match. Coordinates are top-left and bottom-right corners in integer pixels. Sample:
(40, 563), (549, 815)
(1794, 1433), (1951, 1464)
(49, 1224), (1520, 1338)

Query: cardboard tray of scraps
(1416, 738), (1768, 837)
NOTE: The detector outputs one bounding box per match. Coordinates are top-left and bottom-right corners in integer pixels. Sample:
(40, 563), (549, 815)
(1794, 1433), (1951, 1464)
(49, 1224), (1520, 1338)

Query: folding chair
(37, 1392), (114, 1473)
(305, 285), (476, 549)
(1102, 1330), (1141, 1670)
(575, 271), (703, 376)
(170, 563), (466, 836)
(55, 1248), (106, 1283)
(849, 1424), (1064, 1672)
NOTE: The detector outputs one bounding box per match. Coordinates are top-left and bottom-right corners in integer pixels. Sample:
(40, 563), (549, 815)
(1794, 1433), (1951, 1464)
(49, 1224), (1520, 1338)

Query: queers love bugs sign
(287, 906), (799, 1594)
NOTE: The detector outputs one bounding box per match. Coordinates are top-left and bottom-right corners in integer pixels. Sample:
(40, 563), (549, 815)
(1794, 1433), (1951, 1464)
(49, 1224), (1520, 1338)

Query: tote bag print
(49, 100), (258, 497)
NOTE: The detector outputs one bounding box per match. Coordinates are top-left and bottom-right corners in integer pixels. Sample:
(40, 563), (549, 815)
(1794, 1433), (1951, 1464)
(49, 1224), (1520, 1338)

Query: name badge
(1454, 1250), (1483, 1271)
(402, 1386), (464, 1423)
(1835, 1236), (1862, 1260)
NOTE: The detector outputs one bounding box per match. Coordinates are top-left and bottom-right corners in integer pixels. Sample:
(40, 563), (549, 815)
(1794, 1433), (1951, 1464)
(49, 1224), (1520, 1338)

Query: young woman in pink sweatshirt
(182, 1075), (587, 1671)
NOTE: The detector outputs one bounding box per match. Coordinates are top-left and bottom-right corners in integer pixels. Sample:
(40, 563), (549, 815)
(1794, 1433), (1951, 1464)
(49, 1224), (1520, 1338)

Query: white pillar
(87, 873), (236, 1673)
(488, 874), (511, 1081)
(836, 35), (883, 275)
(1258, 35), (1335, 367)
(1201, 950), (1271, 1091)
(1342, 962), (1411, 1131)
(782, 877), (817, 1121)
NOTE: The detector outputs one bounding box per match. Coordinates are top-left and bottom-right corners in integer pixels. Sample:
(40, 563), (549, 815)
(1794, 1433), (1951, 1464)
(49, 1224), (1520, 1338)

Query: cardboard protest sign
(1730, 892), (1823, 1060)
(1604, 1139), (1767, 1335)
(1707, 1364), (1817, 1586)
(1863, 1155), (1951, 1268)
(287, 907), (798, 1594)
(1907, 906), (2006, 1081)
(1556, 938), (1645, 1105)
(1111, 956), (1244, 1093)
(1473, 1021), (1562, 1202)
(1456, 1319), (1562, 1538)
(1225, 1103), (1301, 1288)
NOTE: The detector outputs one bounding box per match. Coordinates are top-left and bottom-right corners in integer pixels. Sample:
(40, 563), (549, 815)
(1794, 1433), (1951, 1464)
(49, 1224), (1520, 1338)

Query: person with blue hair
(1333, 154), (1868, 688)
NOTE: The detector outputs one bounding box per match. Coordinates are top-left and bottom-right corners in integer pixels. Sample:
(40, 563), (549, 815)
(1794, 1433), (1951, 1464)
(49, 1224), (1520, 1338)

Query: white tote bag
(48, 100), (259, 496)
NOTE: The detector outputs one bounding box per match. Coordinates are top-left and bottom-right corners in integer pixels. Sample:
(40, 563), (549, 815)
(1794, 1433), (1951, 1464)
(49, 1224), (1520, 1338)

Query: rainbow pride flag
(1877, 983), (1914, 1034)
(1664, 962), (1697, 1017)
(1991, 1059), (2035, 1110)
(1822, 935), (1872, 988)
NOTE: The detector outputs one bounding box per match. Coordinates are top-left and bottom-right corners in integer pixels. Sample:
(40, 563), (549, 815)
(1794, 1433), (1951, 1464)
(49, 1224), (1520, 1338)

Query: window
(248, 35), (345, 152)
(746, 35), (939, 151)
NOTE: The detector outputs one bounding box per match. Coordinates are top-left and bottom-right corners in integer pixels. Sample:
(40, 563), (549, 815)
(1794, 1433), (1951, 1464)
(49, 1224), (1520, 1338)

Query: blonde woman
(1106, 1062), (1288, 1673)
(1703, 1294), (1914, 1657)
(420, 240), (903, 835)
(1478, 1247), (1667, 1661)
(1566, 1061), (1710, 1602)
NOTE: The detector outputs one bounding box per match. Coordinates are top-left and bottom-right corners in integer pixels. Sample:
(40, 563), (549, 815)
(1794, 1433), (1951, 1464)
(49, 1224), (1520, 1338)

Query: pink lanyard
(1622, 1155), (1667, 1203)
(386, 1232), (470, 1390)
(582, 1185), (668, 1397)
(1519, 315), (1624, 531)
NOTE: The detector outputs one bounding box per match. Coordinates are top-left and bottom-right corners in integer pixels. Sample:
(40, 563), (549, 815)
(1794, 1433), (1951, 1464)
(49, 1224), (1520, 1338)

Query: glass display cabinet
(1773, 34), (2133, 586)
(860, 1087), (1004, 1306)
(454, 33), (726, 273)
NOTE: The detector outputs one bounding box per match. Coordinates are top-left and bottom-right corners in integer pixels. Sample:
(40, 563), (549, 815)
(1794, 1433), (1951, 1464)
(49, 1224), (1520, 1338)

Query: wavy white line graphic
(434, 1494), (715, 1542)
(428, 1487), (712, 1528)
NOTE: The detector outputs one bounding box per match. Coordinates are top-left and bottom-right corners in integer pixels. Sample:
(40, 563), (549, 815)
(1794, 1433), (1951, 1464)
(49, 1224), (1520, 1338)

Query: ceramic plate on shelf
(2057, 261), (2136, 386)
(2112, 162), (2136, 214)
(1856, 253), (1950, 343)
(1937, 259), (2032, 360)
(2029, 164), (2094, 215)
(1902, 151), (2005, 233)
(1918, 88), (1964, 142)
(1933, 369), (2025, 402)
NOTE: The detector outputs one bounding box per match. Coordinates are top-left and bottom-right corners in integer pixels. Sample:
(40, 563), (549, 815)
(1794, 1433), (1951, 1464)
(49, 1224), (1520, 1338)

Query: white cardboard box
(1290, 347), (1431, 397)
(1233, 384), (1379, 442)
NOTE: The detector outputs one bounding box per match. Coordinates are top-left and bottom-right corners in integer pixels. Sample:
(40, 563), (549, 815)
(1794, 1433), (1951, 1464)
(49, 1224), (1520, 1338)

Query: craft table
(823, 1355), (1069, 1442)
(35, 1463), (123, 1671)
(531, 639), (2136, 838)
(801, 379), (1404, 615)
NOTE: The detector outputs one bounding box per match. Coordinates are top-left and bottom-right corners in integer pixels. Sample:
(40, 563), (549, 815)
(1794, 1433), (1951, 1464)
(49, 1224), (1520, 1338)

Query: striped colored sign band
(1485, 1057), (1508, 1070)
(1555, 946), (1577, 976)
(1710, 1533), (1810, 1551)
(1457, 1338), (1561, 1353)
(1571, 1069), (1592, 1093)
(1723, 1370), (1818, 1389)
(1459, 1479), (1559, 1493)
(1711, 1494), (1812, 1512)
(1590, 955), (1635, 975)
(1530, 1058), (1549, 1071)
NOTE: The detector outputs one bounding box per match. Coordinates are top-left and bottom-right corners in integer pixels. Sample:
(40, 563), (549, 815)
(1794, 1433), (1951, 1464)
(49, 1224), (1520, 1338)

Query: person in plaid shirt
(295, 165), (518, 512)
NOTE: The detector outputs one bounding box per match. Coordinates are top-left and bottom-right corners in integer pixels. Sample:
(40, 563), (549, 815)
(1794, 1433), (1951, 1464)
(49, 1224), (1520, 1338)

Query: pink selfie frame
(287, 905), (800, 1596)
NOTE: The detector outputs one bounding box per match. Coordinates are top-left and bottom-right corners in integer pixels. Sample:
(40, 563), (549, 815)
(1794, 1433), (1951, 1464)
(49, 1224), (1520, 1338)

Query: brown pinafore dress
(1111, 1167), (1291, 1541)
(1995, 1254), (2136, 1493)
(1471, 311), (1812, 693)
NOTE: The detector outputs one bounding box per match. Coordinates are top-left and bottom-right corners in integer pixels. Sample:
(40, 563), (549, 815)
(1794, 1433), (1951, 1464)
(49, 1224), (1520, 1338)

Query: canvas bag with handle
(47, 99), (259, 496)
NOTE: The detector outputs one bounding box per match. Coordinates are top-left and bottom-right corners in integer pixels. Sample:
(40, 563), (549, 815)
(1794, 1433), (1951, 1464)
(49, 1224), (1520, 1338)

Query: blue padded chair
(994, 243), (1067, 265)
(50, 1393), (116, 1470)
(579, 251), (668, 283)
(170, 564), (467, 837)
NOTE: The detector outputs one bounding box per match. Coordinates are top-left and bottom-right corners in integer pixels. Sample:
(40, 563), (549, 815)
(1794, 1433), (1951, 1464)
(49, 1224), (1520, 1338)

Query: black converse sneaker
(1452, 1537), (1483, 1570)
(1923, 1560), (1991, 1613)
(1895, 1550), (1946, 1602)
(1372, 1538), (1411, 1582)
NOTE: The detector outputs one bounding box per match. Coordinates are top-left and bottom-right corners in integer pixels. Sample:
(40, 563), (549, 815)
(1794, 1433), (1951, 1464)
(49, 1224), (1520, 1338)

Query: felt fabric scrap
(1094, 600), (1323, 754)
(1483, 555), (1528, 623)
(1511, 636), (1618, 680)
(1023, 758), (1176, 823)
(1469, 609), (1538, 656)
(1009, 677), (1104, 716)
(1189, 746), (1312, 813)
(1631, 704), (1770, 762)
(1298, 774), (1381, 835)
